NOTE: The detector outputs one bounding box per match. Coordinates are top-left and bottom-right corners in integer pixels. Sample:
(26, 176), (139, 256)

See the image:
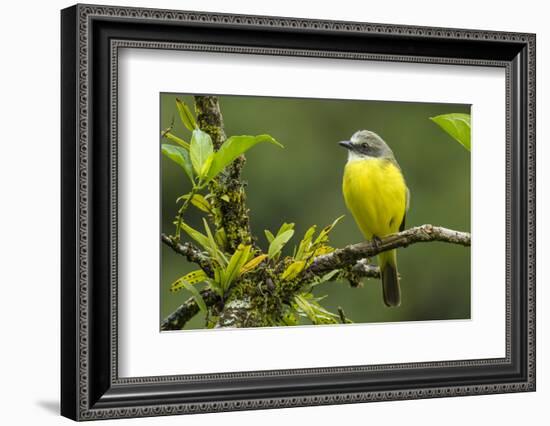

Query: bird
(339, 130), (409, 307)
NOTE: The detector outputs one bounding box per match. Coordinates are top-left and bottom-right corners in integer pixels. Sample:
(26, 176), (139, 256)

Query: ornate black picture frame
(61, 4), (535, 421)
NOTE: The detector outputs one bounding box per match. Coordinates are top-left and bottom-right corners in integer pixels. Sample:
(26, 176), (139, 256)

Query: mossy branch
(160, 224), (470, 329)
(194, 96), (252, 251)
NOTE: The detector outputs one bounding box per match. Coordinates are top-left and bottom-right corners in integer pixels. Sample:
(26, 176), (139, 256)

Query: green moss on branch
(193, 95), (252, 251)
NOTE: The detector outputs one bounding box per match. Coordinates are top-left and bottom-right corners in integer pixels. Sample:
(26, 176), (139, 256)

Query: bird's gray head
(338, 130), (394, 161)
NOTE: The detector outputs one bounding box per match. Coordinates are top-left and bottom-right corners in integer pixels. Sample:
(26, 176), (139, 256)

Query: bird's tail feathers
(378, 249), (401, 307)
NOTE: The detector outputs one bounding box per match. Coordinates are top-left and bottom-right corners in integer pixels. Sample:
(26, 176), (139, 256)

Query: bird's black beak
(338, 140), (353, 150)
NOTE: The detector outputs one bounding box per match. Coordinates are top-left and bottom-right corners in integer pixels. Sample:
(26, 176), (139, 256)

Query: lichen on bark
(216, 269), (287, 328)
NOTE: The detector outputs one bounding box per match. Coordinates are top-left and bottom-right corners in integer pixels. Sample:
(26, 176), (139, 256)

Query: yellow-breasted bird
(339, 130), (409, 307)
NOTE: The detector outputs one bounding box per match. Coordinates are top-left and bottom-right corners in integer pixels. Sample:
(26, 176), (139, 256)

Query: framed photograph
(61, 4), (536, 421)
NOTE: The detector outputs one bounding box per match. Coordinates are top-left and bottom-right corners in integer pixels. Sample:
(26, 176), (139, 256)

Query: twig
(325, 260), (379, 288)
(174, 185), (200, 240)
(306, 224), (470, 276)
(351, 259), (381, 279)
(161, 234), (214, 277)
(337, 307), (350, 324)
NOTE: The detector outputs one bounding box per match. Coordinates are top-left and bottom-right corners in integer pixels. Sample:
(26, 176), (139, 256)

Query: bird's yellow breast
(342, 158), (407, 240)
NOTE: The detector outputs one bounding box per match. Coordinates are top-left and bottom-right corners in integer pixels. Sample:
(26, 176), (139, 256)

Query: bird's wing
(399, 186), (410, 232)
(385, 155), (409, 231)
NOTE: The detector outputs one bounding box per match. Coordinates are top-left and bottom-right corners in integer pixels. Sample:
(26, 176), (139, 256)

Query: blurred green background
(160, 93), (471, 329)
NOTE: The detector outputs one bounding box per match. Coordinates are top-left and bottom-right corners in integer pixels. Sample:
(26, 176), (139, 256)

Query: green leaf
(180, 221), (211, 252)
(190, 129), (214, 176)
(170, 270), (208, 292)
(216, 249), (229, 267)
(162, 130), (190, 150)
(200, 153), (214, 178)
(202, 219), (216, 244)
(268, 229), (294, 259)
(202, 219), (222, 265)
(207, 134), (283, 180)
(275, 222), (295, 238)
(313, 215), (345, 246)
(295, 225), (317, 261)
(180, 280), (208, 314)
(161, 144), (194, 182)
(294, 295), (315, 320)
(430, 113), (471, 151)
(212, 268), (223, 296)
(281, 260), (306, 280)
(175, 98), (198, 131)
(190, 194), (212, 213)
(310, 269), (341, 287)
(281, 310), (299, 326)
(240, 254), (268, 274)
(176, 193), (212, 213)
(264, 230), (275, 244)
(293, 294), (339, 325)
(214, 228), (227, 249)
(221, 244), (252, 291)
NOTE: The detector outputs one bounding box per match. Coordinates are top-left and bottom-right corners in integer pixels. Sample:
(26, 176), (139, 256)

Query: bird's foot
(371, 236), (383, 249)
